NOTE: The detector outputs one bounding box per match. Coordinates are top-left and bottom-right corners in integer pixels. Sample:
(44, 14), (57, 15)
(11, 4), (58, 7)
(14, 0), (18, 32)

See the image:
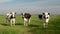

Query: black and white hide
(6, 12), (16, 26)
(38, 12), (50, 28)
(21, 13), (31, 26)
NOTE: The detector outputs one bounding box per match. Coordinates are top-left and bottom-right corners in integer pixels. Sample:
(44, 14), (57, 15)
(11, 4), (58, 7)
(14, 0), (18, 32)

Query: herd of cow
(6, 12), (50, 28)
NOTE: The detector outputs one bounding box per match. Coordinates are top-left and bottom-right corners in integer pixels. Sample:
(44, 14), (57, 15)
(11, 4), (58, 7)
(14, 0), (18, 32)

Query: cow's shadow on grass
(1, 23), (40, 27)
(15, 23), (23, 25)
(1, 23), (8, 26)
(28, 24), (40, 27)
(1, 23), (23, 26)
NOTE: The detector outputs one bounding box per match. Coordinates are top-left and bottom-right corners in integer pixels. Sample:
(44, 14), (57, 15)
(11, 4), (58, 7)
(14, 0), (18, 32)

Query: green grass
(0, 15), (60, 34)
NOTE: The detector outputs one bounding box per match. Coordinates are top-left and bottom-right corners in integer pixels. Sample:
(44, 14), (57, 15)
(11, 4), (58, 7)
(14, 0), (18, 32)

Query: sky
(0, 0), (60, 15)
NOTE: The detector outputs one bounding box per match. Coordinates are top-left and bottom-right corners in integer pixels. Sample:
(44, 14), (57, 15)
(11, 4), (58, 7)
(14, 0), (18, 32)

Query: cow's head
(43, 12), (50, 19)
(10, 12), (16, 18)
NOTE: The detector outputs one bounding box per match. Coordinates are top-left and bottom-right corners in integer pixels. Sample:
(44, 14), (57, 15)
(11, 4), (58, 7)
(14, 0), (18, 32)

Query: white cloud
(0, 0), (13, 3)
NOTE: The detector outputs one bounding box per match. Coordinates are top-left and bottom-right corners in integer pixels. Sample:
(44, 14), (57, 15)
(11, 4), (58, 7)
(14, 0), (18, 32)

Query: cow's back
(24, 13), (31, 19)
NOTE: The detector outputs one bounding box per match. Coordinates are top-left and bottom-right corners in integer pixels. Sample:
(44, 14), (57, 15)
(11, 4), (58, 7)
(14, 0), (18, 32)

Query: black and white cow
(38, 12), (50, 28)
(21, 13), (31, 26)
(6, 12), (16, 26)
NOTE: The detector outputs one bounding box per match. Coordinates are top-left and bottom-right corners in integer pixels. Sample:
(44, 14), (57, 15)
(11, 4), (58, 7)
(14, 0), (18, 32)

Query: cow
(21, 13), (31, 26)
(6, 12), (16, 26)
(38, 12), (50, 28)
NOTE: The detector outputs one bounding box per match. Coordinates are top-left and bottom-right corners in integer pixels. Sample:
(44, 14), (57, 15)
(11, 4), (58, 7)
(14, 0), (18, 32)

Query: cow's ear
(15, 13), (16, 14)
(48, 13), (50, 15)
(43, 13), (45, 15)
(10, 13), (12, 14)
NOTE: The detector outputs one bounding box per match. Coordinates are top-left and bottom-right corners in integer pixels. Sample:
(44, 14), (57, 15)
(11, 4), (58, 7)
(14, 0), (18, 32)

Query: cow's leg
(45, 19), (49, 28)
(29, 18), (31, 25)
(24, 18), (28, 26)
(26, 21), (28, 26)
(24, 18), (26, 26)
(12, 18), (15, 26)
(24, 21), (28, 26)
(43, 22), (48, 28)
(26, 19), (29, 26)
(10, 19), (12, 26)
(45, 22), (48, 28)
(24, 20), (28, 26)
(43, 19), (47, 28)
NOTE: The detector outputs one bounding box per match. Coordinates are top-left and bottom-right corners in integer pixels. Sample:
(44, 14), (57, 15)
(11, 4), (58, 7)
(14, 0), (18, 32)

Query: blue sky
(0, 0), (60, 7)
(0, 0), (60, 15)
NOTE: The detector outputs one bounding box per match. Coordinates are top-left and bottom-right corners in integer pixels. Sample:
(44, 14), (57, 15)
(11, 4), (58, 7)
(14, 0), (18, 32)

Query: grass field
(0, 15), (60, 34)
